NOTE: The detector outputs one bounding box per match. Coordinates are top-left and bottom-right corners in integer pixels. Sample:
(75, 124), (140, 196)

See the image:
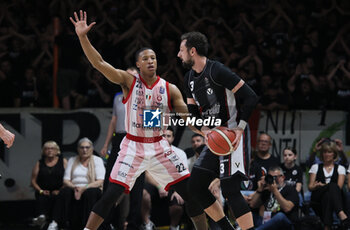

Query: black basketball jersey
(184, 59), (243, 128)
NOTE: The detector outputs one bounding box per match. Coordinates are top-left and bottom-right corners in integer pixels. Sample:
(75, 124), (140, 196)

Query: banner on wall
(252, 110), (349, 163)
(0, 109), (348, 201)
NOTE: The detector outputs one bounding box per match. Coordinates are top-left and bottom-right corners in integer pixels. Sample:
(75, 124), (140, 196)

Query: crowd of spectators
(0, 0), (350, 110)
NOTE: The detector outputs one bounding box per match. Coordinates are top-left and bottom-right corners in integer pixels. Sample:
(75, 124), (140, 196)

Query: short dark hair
(167, 126), (174, 134)
(135, 47), (153, 62)
(180, 32), (208, 56)
(192, 133), (204, 139)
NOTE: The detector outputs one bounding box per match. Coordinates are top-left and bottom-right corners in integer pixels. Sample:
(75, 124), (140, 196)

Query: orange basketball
(207, 127), (236, 156)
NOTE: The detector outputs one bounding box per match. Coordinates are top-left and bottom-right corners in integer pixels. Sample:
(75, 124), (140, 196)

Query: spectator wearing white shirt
(48, 137), (105, 230)
(308, 140), (350, 230)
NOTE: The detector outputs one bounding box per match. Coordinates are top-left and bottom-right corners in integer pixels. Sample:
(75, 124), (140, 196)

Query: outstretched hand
(69, 10), (96, 37)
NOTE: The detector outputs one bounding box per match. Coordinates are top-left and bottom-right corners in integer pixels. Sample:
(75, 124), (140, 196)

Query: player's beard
(182, 58), (194, 69)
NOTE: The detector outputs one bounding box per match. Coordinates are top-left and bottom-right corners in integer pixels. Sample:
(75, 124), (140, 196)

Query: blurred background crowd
(0, 0), (350, 111)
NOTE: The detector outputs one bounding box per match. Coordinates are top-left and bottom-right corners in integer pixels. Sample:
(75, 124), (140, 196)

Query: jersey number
(220, 163), (224, 174)
(176, 163), (186, 173)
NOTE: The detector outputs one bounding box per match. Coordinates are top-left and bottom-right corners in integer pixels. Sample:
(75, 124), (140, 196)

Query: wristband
(85, 184), (89, 188)
(238, 120), (247, 130)
(39, 189), (43, 194)
(156, 184), (161, 190)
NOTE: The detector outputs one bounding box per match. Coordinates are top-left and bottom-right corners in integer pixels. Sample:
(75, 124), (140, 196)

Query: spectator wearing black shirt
(280, 147), (303, 193)
(280, 147), (303, 207)
(250, 166), (299, 230)
(250, 133), (280, 190)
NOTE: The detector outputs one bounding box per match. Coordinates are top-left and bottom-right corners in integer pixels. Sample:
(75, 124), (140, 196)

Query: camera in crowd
(265, 174), (277, 185)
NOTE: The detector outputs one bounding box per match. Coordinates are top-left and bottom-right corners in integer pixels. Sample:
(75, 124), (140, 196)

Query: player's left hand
(231, 128), (243, 151)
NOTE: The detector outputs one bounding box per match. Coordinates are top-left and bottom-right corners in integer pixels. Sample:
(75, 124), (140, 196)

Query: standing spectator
(15, 67), (38, 107)
(250, 166), (299, 230)
(56, 22), (82, 110)
(48, 138), (105, 230)
(30, 141), (67, 228)
(308, 140), (350, 230)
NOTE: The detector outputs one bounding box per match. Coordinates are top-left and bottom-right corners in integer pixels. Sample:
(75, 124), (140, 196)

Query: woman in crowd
(308, 140), (350, 230)
(48, 137), (105, 230)
(31, 141), (67, 228)
(280, 147), (303, 203)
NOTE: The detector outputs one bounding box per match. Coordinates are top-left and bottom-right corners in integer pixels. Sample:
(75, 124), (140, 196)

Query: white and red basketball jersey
(123, 75), (171, 138)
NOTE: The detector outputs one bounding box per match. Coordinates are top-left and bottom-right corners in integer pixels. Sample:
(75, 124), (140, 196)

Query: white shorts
(109, 136), (190, 192)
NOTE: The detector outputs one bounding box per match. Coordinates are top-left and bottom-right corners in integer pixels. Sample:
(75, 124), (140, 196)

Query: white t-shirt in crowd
(309, 164), (346, 184)
(64, 155), (105, 187)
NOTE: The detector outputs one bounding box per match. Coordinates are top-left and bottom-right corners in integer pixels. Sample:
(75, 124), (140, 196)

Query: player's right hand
(200, 126), (211, 145)
(100, 146), (108, 157)
(69, 10), (96, 37)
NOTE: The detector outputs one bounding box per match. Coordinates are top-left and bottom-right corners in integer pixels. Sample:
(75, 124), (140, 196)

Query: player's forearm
(236, 84), (259, 123)
(78, 35), (104, 69)
(104, 119), (116, 148)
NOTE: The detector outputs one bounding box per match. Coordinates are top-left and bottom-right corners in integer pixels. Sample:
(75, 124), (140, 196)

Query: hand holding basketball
(207, 127), (237, 156)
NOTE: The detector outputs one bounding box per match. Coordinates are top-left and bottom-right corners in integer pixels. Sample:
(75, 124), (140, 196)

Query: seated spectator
(48, 137), (105, 230)
(249, 133), (280, 190)
(250, 166), (299, 230)
(280, 147), (303, 205)
(306, 138), (348, 169)
(308, 141), (350, 230)
(30, 141), (67, 228)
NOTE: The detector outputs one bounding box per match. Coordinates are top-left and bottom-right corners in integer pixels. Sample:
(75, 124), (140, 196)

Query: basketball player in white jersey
(70, 11), (235, 230)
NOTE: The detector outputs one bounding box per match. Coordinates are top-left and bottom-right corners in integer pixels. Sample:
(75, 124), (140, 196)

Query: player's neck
(140, 73), (157, 87)
(192, 56), (207, 74)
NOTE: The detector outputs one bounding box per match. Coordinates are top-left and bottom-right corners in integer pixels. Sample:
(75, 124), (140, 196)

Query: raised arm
(69, 10), (133, 88)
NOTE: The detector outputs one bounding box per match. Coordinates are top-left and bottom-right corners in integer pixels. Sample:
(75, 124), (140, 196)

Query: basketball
(207, 127), (236, 156)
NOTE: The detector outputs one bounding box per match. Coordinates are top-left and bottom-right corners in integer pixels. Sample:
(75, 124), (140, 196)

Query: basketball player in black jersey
(178, 32), (259, 230)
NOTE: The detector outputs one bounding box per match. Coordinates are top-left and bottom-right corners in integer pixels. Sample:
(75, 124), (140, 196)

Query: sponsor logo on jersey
(135, 97), (143, 104)
(136, 90), (143, 96)
(159, 86), (165, 94)
(207, 88), (213, 95)
(157, 95), (162, 101)
(202, 103), (220, 116)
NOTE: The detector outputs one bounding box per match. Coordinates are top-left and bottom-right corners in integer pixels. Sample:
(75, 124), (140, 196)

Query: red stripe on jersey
(164, 174), (191, 191)
(140, 75), (160, 89)
(126, 133), (163, 143)
(109, 177), (130, 194)
(122, 77), (136, 104)
(166, 81), (172, 111)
